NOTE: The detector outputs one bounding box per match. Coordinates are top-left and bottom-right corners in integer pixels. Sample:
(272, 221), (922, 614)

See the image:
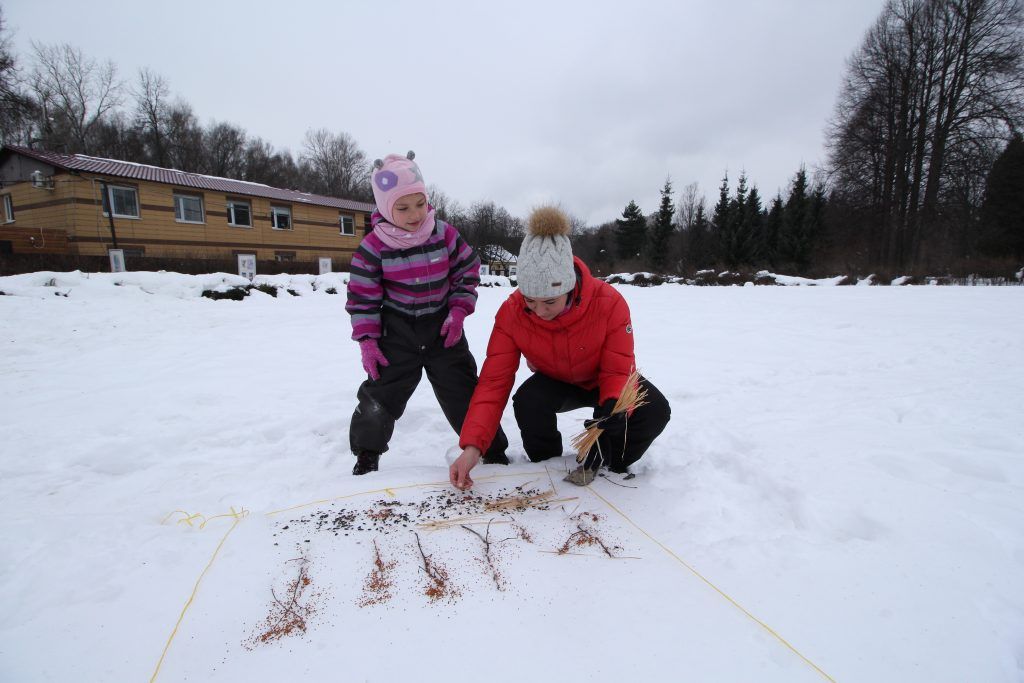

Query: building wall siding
(1, 171), (369, 263)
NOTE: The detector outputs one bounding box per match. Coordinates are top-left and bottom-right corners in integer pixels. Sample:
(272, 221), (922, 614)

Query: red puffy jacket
(460, 257), (636, 452)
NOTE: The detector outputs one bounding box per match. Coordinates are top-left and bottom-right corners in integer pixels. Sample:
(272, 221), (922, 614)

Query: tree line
(827, 0), (1023, 272)
(2, 1), (1022, 276)
(572, 169), (827, 277)
(0, 15), (373, 202)
(576, 0), (1023, 277)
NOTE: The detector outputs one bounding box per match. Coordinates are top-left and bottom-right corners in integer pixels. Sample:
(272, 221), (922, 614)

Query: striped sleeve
(346, 237), (384, 340)
(444, 223), (480, 317)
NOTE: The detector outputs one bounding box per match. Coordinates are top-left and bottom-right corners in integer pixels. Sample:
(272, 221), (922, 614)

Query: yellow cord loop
(161, 506), (248, 530)
(150, 507), (248, 683)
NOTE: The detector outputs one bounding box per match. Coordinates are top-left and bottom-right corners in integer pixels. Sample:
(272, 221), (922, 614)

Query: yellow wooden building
(0, 145), (374, 265)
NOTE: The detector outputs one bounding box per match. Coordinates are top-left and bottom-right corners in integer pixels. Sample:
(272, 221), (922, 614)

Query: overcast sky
(6, 0), (886, 225)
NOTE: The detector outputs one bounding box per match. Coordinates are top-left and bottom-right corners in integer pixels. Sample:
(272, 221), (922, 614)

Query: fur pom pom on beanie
(371, 151), (427, 225)
(517, 206), (576, 298)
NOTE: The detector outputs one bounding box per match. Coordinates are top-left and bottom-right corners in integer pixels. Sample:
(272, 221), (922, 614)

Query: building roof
(1, 145), (375, 213)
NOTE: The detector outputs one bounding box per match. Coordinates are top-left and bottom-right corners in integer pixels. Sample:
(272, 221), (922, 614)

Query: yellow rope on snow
(584, 483), (837, 682)
(152, 472), (834, 682)
(160, 510), (205, 528)
(150, 507), (248, 683)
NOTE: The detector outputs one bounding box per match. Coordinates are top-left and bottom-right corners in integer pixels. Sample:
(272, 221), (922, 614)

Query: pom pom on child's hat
(371, 151), (428, 224)
(517, 205), (576, 298)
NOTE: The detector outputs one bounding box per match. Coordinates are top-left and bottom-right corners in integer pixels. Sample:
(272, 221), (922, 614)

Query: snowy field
(1, 272), (1022, 683)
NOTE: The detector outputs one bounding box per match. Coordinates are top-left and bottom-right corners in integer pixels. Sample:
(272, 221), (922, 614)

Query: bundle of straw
(571, 369), (648, 463)
(483, 490), (576, 512)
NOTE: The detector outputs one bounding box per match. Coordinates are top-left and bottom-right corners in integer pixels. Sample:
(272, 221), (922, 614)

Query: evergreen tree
(775, 168), (828, 273)
(807, 185), (827, 265)
(979, 134), (1024, 260)
(719, 172), (758, 268)
(779, 167), (811, 270)
(686, 201), (711, 271)
(710, 173), (730, 266)
(615, 200), (647, 261)
(649, 177), (676, 271)
(762, 194), (784, 268)
(743, 184), (764, 265)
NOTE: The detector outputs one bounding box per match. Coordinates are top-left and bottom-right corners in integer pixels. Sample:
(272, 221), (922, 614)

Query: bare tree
(0, 9), (33, 146)
(243, 137), (302, 189)
(132, 68), (170, 166)
(300, 128), (371, 200)
(828, 0), (1024, 269)
(568, 212), (588, 238)
(461, 200), (522, 256)
(676, 181), (701, 231)
(29, 42), (123, 154)
(426, 183), (451, 220)
(163, 101), (203, 171)
(204, 121), (247, 178)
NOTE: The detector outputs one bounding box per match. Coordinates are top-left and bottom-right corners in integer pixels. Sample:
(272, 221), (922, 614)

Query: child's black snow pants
(349, 309), (508, 461)
(512, 373), (670, 472)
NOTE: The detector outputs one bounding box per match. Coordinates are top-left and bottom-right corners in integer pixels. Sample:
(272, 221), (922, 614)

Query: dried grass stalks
(572, 369), (648, 463)
(417, 514), (492, 532)
(484, 489), (564, 512)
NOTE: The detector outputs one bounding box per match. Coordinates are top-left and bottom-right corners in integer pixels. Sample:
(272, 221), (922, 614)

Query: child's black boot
(352, 450), (380, 475)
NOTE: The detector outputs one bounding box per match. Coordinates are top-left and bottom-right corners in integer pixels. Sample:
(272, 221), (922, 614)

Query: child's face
(523, 293), (570, 321)
(390, 193), (428, 230)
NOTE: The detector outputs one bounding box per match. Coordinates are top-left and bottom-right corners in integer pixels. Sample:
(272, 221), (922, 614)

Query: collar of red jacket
(511, 256), (595, 326)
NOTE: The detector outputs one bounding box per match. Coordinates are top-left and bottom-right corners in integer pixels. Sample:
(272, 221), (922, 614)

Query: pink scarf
(373, 209), (436, 250)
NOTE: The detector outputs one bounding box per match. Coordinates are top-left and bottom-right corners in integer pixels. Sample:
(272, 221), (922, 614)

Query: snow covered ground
(1, 273), (1022, 682)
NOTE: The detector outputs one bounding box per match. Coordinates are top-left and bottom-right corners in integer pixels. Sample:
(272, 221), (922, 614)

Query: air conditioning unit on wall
(30, 170), (54, 190)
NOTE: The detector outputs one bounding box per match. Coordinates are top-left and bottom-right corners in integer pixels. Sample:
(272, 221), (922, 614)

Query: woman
(449, 206), (671, 490)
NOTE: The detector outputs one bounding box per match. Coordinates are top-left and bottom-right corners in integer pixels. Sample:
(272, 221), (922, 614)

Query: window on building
(1, 195), (13, 223)
(271, 205), (292, 230)
(339, 213), (355, 236)
(173, 193), (205, 224)
(227, 200), (252, 227)
(102, 185), (140, 218)
(274, 250), (296, 262)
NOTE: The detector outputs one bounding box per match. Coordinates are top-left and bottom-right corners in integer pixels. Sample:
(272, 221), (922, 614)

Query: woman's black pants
(511, 372), (670, 472)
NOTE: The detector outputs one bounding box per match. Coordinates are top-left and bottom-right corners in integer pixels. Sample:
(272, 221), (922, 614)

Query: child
(449, 206), (671, 489)
(346, 151), (508, 475)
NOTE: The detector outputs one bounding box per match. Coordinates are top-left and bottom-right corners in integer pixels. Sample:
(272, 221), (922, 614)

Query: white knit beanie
(517, 206), (576, 298)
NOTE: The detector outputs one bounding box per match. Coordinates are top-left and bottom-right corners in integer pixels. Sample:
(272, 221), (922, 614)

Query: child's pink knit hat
(371, 151), (428, 224)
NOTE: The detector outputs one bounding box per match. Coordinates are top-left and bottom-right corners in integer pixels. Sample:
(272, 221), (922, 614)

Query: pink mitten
(440, 308), (467, 348)
(358, 338), (389, 380)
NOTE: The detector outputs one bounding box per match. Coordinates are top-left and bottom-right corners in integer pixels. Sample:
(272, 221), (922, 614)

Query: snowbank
(0, 270), (252, 299)
(0, 270), (512, 300)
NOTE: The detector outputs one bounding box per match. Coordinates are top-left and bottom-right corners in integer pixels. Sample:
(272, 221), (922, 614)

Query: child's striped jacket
(346, 213), (481, 340)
